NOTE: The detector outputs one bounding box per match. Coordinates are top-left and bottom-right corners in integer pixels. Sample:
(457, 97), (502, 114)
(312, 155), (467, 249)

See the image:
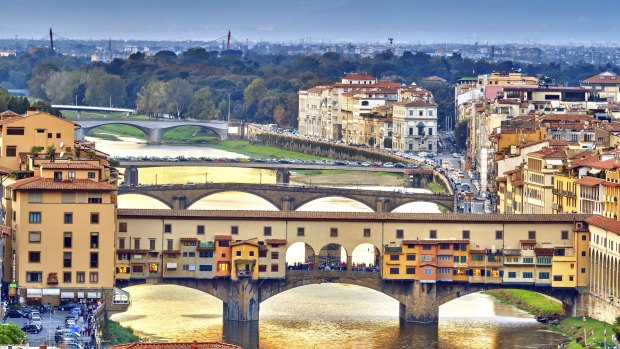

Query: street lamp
(205, 172), (208, 184)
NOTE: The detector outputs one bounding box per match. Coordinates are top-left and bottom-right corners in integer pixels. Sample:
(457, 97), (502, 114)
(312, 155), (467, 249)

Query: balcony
(552, 188), (561, 195)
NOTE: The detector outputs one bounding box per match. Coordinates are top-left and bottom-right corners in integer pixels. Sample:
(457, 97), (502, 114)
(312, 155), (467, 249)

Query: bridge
(115, 210), (597, 323)
(117, 182), (456, 211)
(52, 104), (136, 116)
(68, 118), (229, 143)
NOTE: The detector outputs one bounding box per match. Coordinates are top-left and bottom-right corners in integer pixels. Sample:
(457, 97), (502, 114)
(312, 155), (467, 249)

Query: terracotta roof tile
(586, 215), (620, 236)
(582, 72), (620, 85)
(576, 176), (606, 186)
(343, 73), (376, 80)
(402, 239), (468, 245)
(265, 239), (287, 246)
(162, 250), (180, 255)
(40, 162), (101, 170)
(7, 177), (116, 191)
(520, 239), (537, 244)
(214, 235), (232, 241)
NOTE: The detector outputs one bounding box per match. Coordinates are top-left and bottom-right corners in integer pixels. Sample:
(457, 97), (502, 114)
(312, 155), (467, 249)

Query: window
(90, 252), (99, 268)
(495, 230), (503, 240)
(406, 267), (416, 275)
(406, 255), (416, 261)
(149, 239), (156, 251)
(581, 235), (586, 241)
(438, 255), (451, 261)
(396, 229), (404, 239)
(28, 251), (40, 263)
(68, 171), (76, 179)
(133, 265), (144, 273)
(363, 228), (371, 237)
(508, 272), (516, 278)
(76, 272), (85, 283)
(460, 256), (466, 263)
(56, 133), (61, 138)
(199, 251), (213, 258)
(64, 232), (72, 248)
(61, 192), (76, 203)
(259, 249), (267, 258)
(429, 230), (437, 239)
(199, 265), (212, 272)
(26, 272), (42, 282)
(134, 238), (141, 250)
(297, 227), (305, 236)
(236, 251), (242, 256)
(167, 239), (173, 250)
(561, 230), (569, 240)
(28, 192), (42, 203)
(523, 272), (533, 279)
(87, 193), (101, 203)
(5, 146), (16, 157)
(439, 268), (451, 274)
(462, 230), (470, 239)
(63, 212), (73, 224)
(330, 228), (338, 237)
(271, 264), (279, 272)
(581, 251), (586, 257)
(523, 257), (534, 264)
(119, 222), (127, 232)
(63, 272), (71, 283)
(528, 231), (536, 240)
(6, 127), (24, 135)
(63, 252), (72, 268)
(88, 172), (96, 179)
(90, 213), (99, 224)
(439, 243), (450, 250)
(553, 275), (563, 282)
(29, 232), (41, 243)
(164, 224), (172, 233)
(118, 238), (125, 249)
(264, 226), (272, 236)
(258, 265), (267, 272)
(197, 225), (205, 235)
(422, 245), (431, 251)
(90, 233), (99, 248)
(423, 268), (433, 275)
(538, 272), (549, 280)
(390, 255), (399, 261)
(89, 272), (98, 283)
(581, 267), (586, 274)
(389, 268), (399, 274)
(271, 252), (279, 259)
(47, 133), (52, 139)
(537, 257), (551, 264)
(249, 251), (254, 257)
(29, 212), (41, 223)
(36, 129), (45, 133)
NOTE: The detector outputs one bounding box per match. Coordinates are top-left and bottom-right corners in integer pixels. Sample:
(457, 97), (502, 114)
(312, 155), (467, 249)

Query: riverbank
(484, 289), (618, 348)
(291, 169), (403, 186)
(106, 319), (140, 345)
(208, 140), (326, 160)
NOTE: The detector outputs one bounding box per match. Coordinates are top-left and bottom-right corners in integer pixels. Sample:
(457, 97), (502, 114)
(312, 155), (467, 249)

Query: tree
(243, 78), (267, 119)
(188, 87), (217, 119)
(0, 323), (25, 344)
(136, 80), (166, 117)
(30, 100), (62, 117)
(84, 68), (126, 107)
(273, 105), (288, 126)
(454, 118), (469, 150)
(45, 71), (83, 104)
(164, 78), (193, 118)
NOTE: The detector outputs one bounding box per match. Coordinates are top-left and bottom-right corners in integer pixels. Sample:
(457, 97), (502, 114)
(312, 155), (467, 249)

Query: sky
(2, 0), (620, 44)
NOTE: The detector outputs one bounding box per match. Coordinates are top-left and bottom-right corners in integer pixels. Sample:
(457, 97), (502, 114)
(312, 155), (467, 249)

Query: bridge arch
(285, 242), (315, 268)
(294, 195), (375, 212)
(160, 125), (222, 141)
(351, 243), (380, 271)
(83, 123), (151, 140)
(390, 200), (447, 213)
(186, 190), (281, 210)
(117, 192), (173, 209)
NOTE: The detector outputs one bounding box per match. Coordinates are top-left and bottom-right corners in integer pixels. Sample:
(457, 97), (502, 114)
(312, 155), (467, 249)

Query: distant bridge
(68, 118), (229, 143)
(117, 183), (456, 212)
(53, 105), (136, 115)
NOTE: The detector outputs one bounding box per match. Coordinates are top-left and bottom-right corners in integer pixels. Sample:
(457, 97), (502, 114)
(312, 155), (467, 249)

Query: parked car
(21, 324), (42, 334)
(4, 309), (23, 318)
(58, 303), (80, 311)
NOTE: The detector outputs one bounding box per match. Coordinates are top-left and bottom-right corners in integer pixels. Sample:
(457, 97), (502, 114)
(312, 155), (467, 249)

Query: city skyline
(2, 0), (620, 44)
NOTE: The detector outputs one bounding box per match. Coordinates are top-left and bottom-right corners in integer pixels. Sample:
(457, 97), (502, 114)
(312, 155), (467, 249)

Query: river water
(90, 137), (567, 348)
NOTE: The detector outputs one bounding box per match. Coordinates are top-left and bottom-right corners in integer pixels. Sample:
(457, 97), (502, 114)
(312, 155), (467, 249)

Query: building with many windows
(391, 101), (438, 153)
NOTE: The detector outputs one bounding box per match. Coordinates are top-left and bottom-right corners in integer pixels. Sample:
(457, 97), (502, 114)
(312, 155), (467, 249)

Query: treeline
(0, 47), (617, 127)
(0, 86), (60, 116)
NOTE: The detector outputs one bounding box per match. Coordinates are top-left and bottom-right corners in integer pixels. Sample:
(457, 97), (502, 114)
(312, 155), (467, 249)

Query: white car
(30, 316), (42, 326)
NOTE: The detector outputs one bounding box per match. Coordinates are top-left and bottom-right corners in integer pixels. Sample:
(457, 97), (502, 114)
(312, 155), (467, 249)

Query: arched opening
(391, 201), (442, 213)
(296, 196), (373, 212)
(86, 124), (148, 141)
(317, 243), (348, 271)
(351, 243), (380, 272)
(160, 125), (219, 144)
(188, 191), (279, 210)
(286, 242), (315, 270)
(118, 193), (170, 209)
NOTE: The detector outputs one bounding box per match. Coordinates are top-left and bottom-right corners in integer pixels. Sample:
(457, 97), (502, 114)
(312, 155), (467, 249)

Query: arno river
(92, 137), (567, 348)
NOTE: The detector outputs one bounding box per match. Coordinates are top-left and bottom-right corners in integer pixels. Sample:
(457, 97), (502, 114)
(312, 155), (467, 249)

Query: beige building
(392, 101), (438, 153)
(3, 166), (118, 306)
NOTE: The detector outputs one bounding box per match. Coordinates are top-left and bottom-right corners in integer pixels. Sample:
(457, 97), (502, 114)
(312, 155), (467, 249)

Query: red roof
(343, 73), (376, 81)
(576, 176), (606, 187)
(7, 177), (116, 191)
(528, 148), (566, 159)
(40, 162), (101, 170)
(582, 72), (620, 85)
(214, 235), (232, 241)
(111, 342), (241, 349)
(541, 114), (593, 122)
(422, 76), (447, 82)
(586, 215), (620, 236)
(265, 239), (287, 246)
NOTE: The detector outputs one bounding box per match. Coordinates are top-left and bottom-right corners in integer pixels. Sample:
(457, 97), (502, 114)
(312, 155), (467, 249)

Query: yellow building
(551, 224), (590, 288)
(553, 172), (579, 214)
(4, 167), (117, 305)
(231, 239), (259, 281)
(0, 111), (76, 170)
(523, 148), (566, 214)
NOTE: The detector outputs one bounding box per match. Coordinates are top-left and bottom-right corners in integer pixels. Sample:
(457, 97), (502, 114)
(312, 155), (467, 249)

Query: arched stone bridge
(118, 270), (584, 323)
(117, 183), (456, 212)
(70, 118), (228, 143)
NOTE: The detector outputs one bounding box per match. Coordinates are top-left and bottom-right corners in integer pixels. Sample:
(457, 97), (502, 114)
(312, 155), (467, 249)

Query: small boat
(535, 316), (548, 323)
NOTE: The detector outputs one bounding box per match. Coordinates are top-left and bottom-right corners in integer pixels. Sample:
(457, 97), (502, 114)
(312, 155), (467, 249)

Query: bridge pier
(75, 128), (86, 141)
(223, 279), (260, 321)
(400, 282), (439, 323)
(172, 195), (187, 209)
(281, 196), (294, 211)
(125, 166), (139, 186)
(276, 169), (290, 184)
(377, 198), (391, 212)
(147, 128), (161, 145)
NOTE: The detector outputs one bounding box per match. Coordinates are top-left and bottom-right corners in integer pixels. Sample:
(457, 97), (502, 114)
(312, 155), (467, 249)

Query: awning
(589, 169), (602, 174)
(546, 159), (563, 165)
(26, 289), (42, 298)
(61, 292), (75, 299)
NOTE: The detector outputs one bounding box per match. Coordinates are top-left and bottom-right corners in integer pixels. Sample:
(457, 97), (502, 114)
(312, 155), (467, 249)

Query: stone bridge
(117, 183), (457, 212)
(118, 270), (584, 323)
(69, 118), (229, 143)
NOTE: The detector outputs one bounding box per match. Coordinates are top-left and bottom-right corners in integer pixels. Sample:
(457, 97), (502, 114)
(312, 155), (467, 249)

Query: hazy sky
(2, 0), (620, 44)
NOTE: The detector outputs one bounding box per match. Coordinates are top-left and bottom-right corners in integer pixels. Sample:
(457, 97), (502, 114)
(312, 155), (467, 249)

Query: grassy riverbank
(106, 319), (140, 344)
(209, 140), (326, 160)
(89, 124), (147, 140)
(484, 289), (618, 348)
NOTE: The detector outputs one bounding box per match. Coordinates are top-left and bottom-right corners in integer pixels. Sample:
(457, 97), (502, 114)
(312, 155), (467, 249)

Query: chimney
(191, 341), (198, 349)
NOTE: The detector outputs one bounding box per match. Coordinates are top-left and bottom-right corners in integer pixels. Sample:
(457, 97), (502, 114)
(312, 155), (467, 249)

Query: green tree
(0, 323), (26, 344)
(30, 100), (62, 117)
(188, 87), (217, 119)
(27, 62), (59, 100)
(45, 70), (83, 104)
(84, 68), (126, 107)
(164, 78), (193, 118)
(454, 118), (469, 149)
(136, 80), (166, 117)
(243, 78), (267, 111)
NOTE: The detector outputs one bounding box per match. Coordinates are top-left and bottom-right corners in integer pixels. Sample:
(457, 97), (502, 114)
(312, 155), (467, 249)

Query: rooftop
(112, 342), (241, 349)
(7, 177), (116, 191)
(39, 162), (101, 170)
(586, 215), (620, 236)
